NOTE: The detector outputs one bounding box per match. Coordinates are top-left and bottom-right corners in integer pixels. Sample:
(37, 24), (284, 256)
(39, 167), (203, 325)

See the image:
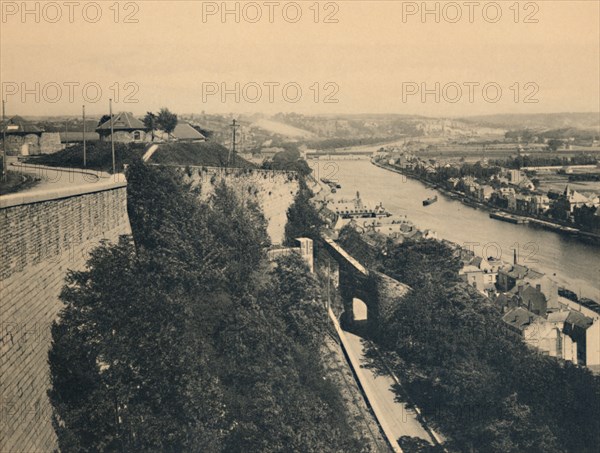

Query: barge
(489, 211), (529, 224)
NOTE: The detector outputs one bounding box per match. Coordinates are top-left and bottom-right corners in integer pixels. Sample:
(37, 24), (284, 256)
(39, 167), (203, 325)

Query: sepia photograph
(1, 1), (599, 452)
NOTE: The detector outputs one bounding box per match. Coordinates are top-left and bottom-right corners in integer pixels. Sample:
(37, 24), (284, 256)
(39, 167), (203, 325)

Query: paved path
(2, 158), (127, 208)
(6, 158), (126, 194)
(342, 330), (435, 447)
(142, 144), (159, 162)
(328, 308), (441, 452)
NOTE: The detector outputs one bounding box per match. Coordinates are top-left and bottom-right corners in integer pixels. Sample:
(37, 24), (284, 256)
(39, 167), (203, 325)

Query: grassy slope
(150, 142), (255, 168)
(23, 141), (255, 172)
(24, 142), (147, 173)
(0, 157), (40, 195)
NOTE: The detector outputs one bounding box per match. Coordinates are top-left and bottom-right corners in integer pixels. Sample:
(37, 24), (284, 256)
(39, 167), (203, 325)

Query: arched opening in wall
(353, 297), (368, 321)
(133, 130), (142, 141)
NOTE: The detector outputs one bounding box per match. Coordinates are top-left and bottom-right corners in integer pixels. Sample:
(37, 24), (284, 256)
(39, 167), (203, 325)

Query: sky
(1, 0), (599, 118)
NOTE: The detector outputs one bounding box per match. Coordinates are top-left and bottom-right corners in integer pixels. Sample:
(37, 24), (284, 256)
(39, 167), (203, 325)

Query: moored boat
(489, 211), (529, 224)
(422, 195), (438, 206)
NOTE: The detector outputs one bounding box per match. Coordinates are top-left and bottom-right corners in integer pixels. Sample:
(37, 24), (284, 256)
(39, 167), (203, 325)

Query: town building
(154, 122), (206, 142)
(96, 112), (151, 143)
(509, 169), (524, 185)
(477, 185), (494, 201)
(530, 194), (550, 215)
(563, 185), (593, 212)
(0, 116), (66, 155)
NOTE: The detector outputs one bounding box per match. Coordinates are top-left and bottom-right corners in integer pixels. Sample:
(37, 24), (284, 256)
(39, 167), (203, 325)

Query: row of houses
(0, 112), (206, 155)
(389, 153), (600, 224)
(459, 251), (600, 370)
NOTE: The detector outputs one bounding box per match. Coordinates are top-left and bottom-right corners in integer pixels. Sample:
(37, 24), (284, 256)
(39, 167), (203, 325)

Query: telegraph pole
(109, 99), (115, 174)
(2, 100), (7, 181)
(82, 105), (86, 167)
(228, 119), (239, 165)
(65, 118), (69, 146)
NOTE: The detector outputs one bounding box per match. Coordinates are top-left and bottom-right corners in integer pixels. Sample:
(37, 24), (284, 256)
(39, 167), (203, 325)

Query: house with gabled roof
(96, 112), (151, 143)
(0, 116), (66, 155)
(0, 115), (44, 154)
(563, 185), (592, 212)
(153, 122), (206, 142)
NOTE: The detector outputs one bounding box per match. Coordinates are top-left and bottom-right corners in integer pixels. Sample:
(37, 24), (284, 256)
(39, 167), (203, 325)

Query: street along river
(317, 159), (600, 301)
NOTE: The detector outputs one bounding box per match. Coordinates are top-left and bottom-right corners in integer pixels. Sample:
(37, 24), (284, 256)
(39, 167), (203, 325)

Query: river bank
(372, 160), (600, 246)
(326, 159), (599, 300)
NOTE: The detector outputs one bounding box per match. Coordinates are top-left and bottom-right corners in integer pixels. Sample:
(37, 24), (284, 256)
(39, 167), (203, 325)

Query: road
(341, 330), (436, 448)
(5, 157), (125, 194)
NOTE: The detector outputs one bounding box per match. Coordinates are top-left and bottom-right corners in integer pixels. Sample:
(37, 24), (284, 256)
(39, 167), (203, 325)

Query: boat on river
(489, 211), (529, 224)
(422, 196), (438, 206)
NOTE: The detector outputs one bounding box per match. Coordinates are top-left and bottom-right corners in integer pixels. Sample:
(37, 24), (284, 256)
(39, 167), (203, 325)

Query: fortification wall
(179, 166), (300, 245)
(0, 183), (131, 452)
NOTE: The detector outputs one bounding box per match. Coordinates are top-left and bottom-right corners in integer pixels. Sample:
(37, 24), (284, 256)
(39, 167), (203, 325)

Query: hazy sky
(1, 0), (599, 117)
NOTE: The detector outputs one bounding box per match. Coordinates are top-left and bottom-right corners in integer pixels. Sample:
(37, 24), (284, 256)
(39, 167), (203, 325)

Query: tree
(143, 111), (157, 140)
(283, 179), (324, 246)
(48, 237), (226, 452)
(97, 114), (111, 127)
(157, 108), (178, 140)
(207, 180), (271, 296)
(344, 232), (600, 452)
(262, 148), (312, 176)
(49, 161), (365, 453)
(547, 139), (564, 152)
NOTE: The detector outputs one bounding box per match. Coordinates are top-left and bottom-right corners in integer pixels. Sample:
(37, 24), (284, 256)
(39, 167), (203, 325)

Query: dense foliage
(283, 179), (325, 246)
(493, 153), (598, 169)
(0, 157), (39, 194)
(505, 128), (599, 142)
(24, 142), (147, 173)
(411, 161), (502, 185)
(48, 160), (362, 452)
(261, 148), (312, 176)
(338, 229), (600, 453)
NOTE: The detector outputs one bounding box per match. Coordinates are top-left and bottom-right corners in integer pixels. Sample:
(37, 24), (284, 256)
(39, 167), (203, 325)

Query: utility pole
(65, 118), (69, 146)
(2, 100), (6, 181)
(82, 105), (86, 167)
(109, 99), (115, 174)
(228, 119), (239, 165)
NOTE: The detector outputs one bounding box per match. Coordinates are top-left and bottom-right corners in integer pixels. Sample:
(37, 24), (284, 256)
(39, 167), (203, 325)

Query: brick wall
(179, 166), (300, 245)
(0, 187), (131, 452)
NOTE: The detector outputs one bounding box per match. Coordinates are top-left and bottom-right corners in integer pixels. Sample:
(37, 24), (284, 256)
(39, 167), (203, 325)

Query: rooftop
(96, 112), (147, 131)
(1, 116), (43, 134)
(502, 307), (539, 332)
(172, 122), (205, 140)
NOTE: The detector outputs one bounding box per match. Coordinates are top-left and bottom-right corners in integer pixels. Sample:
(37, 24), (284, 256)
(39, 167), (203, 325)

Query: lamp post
(82, 105), (86, 167)
(109, 99), (115, 174)
(2, 100), (6, 181)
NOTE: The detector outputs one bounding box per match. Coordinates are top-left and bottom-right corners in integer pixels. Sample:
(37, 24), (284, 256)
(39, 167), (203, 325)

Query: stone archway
(352, 297), (368, 321)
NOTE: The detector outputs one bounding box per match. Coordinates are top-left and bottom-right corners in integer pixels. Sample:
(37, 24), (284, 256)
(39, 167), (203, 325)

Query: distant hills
(459, 112), (600, 132)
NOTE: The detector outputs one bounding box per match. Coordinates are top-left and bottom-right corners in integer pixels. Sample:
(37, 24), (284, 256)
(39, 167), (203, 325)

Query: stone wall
(39, 133), (63, 154)
(0, 134), (41, 155)
(179, 166), (300, 245)
(0, 185), (131, 452)
(100, 130), (151, 143)
(0, 132), (63, 155)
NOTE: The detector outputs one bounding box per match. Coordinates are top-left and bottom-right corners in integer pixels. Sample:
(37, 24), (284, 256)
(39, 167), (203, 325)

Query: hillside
(24, 142), (147, 173)
(460, 112), (600, 132)
(252, 118), (317, 139)
(150, 142), (255, 168)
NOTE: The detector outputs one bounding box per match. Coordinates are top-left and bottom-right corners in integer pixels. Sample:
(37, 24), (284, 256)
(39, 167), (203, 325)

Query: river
(318, 159), (600, 301)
